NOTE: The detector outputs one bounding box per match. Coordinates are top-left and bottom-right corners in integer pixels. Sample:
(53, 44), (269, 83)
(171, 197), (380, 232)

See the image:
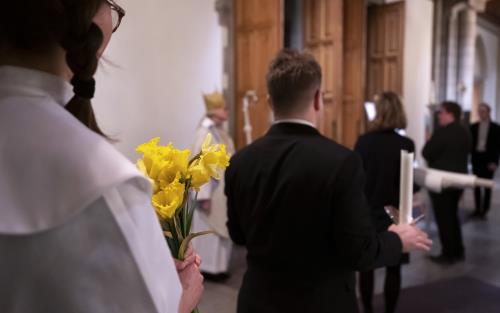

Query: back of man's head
(266, 49), (322, 117)
(441, 101), (462, 122)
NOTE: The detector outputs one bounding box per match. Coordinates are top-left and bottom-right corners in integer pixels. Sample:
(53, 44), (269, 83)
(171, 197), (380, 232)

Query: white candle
(399, 151), (414, 224)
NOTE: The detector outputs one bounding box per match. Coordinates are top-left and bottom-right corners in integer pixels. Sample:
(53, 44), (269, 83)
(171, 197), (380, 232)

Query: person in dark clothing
(225, 49), (432, 313)
(470, 103), (500, 219)
(354, 91), (415, 313)
(423, 101), (472, 264)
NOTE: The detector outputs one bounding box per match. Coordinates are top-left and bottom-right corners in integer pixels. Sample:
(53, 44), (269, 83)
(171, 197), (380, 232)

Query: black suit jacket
(354, 129), (415, 232)
(422, 122), (472, 174)
(470, 121), (500, 165)
(225, 123), (403, 313)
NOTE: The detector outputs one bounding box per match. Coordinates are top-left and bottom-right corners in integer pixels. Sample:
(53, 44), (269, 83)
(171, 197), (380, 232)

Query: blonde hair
(370, 91), (407, 131)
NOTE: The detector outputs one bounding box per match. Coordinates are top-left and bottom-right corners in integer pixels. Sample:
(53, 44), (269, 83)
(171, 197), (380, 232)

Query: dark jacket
(422, 122), (472, 174)
(470, 121), (500, 165)
(225, 123), (403, 313)
(354, 129), (415, 232)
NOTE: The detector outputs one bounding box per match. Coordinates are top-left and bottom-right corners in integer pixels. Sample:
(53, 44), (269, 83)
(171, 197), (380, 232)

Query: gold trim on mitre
(203, 91), (226, 113)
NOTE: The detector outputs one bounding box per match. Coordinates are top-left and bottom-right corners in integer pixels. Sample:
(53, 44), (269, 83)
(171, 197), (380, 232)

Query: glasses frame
(106, 0), (125, 33)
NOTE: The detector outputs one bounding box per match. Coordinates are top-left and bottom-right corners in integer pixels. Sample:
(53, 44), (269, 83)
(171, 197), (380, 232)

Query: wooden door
(343, 0), (366, 148)
(303, 0), (343, 141)
(234, 0), (283, 149)
(366, 2), (405, 100)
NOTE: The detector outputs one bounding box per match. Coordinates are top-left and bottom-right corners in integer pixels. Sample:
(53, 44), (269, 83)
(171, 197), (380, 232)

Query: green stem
(188, 152), (202, 165)
(192, 307), (200, 313)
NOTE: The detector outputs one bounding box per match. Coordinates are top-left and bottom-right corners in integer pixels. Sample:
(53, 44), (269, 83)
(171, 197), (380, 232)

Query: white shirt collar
(201, 116), (215, 128)
(273, 118), (316, 129)
(0, 65), (73, 107)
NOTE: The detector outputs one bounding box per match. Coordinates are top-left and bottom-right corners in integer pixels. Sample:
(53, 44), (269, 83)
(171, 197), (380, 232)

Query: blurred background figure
(470, 103), (500, 219)
(423, 101), (472, 265)
(354, 92), (415, 313)
(191, 91), (235, 282)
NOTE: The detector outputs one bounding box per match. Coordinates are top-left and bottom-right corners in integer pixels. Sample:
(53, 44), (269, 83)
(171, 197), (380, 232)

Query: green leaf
(173, 216), (184, 242)
(188, 152), (202, 165)
(178, 231), (214, 260)
(163, 231), (173, 239)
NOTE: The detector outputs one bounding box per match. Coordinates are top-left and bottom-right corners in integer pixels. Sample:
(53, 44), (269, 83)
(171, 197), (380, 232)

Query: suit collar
(267, 122), (321, 136)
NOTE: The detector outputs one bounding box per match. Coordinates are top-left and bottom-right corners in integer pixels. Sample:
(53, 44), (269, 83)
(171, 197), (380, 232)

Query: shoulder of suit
(231, 132), (352, 159)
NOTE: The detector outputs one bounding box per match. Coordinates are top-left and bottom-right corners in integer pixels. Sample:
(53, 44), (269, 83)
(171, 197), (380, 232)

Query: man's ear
(313, 90), (321, 111)
(267, 95), (273, 110)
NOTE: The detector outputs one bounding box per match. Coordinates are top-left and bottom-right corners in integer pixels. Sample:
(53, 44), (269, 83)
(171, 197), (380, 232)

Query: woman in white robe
(191, 92), (235, 279)
(0, 1), (202, 312)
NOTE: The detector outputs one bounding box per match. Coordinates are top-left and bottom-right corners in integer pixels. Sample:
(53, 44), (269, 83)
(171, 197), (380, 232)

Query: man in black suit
(225, 49), (432, 313)
(423, 101), (472, 264)
(470, 103), (500, 219)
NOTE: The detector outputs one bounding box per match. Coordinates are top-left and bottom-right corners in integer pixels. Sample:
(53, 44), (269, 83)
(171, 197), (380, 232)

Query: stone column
(456, 6), (477, 111)
(445, 0), (489, 112)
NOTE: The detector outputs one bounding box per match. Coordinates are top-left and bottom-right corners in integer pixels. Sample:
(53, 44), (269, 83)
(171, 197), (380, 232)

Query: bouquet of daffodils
(136, 133), (230, 262)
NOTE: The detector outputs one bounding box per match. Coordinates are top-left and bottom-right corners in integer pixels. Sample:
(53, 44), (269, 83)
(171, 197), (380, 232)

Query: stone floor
(198, 175), (500, 313)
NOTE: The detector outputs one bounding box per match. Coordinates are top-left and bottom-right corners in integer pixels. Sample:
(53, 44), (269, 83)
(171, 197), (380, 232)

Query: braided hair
(0, 0), (108, 136)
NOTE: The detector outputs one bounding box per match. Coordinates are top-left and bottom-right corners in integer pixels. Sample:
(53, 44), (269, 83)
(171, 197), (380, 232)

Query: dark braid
(0, 0), (108, 137)
(60, 1), (107, 137)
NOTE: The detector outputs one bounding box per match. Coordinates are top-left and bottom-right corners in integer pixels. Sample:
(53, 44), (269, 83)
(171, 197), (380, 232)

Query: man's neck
(275, 112), (316, 128)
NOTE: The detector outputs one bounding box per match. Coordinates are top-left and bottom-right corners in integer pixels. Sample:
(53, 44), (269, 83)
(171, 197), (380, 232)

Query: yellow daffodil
(136, 134), (229, 220)
(156, 147), (190, 189)
(188, 161), (211, 190)
(137, 159), (156, 188)
(152, 173), (185, 220)
(187, 134), (230, 191)
(136, 137), (191, 192)
(136, 134), (222, 290)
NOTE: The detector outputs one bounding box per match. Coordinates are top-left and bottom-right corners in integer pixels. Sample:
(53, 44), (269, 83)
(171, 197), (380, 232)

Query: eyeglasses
(106, 0), (125, 33)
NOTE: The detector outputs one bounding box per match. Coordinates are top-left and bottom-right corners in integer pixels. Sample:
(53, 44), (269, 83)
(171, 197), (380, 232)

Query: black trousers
(429, 190), (464, 258)
(472, 152), (495, 216)
(359, 265), (401, 313)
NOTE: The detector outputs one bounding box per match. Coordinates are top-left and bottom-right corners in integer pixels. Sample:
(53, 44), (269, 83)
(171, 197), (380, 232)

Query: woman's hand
(389, 224), (433, 252)
(177, 263), (204, 313)
(175, 245), (201, 272)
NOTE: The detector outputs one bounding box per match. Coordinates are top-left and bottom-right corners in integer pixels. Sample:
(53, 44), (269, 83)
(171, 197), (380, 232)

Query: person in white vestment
(191, 91), (235, 281)
(0, 1), (203, 312)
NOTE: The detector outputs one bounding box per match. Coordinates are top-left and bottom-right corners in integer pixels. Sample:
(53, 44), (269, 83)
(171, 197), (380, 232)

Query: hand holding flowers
(136, 134), (230, 313)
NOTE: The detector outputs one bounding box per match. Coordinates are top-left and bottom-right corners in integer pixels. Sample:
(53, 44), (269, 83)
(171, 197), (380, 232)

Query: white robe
(191, 117), (234, 274)
(0, 66), (182, 313)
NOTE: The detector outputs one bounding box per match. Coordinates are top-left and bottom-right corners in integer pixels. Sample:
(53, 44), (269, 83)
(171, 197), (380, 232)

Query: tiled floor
(198, 177), (500, 313)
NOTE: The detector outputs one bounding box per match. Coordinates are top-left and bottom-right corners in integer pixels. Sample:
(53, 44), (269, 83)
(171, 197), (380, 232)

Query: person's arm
(225, 162), (246, 245)
(489, 124), (500, 165)
(464, 125), (473, 155)
(422, 129), (444, 164)
(330, 152), (430, 271)
(407, 140), (421, 193)
(470, 125), (477, 153)
(177, 259), (204, 313)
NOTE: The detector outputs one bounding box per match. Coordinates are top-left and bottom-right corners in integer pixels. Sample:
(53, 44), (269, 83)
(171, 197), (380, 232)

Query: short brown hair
(441, 101), (462, 121)
(370, 91), (407, 130)
(266, 49), (322, 116)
